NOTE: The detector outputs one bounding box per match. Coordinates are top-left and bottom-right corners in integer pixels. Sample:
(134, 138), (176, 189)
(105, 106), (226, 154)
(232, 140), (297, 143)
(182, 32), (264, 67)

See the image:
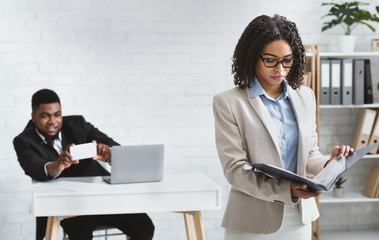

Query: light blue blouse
(249, 80), (299, 173)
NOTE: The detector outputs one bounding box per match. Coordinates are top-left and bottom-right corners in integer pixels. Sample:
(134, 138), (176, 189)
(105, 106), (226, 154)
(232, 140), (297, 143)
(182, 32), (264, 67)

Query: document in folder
(246, 143), (379, 192)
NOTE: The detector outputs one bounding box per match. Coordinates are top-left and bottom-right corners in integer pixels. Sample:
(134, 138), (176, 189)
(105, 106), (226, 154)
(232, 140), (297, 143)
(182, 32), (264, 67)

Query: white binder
(320, 59), (330, 105)
(341, 59), (353, 105)
(330, 59), (341, 105)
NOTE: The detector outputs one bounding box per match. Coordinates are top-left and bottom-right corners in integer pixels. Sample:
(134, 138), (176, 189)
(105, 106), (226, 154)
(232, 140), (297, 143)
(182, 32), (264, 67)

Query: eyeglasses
(259, 55), (297, 68)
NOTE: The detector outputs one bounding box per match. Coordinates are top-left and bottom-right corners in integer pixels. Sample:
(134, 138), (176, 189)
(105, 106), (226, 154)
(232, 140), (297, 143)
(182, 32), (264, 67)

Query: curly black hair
(232, 14), (305, 90)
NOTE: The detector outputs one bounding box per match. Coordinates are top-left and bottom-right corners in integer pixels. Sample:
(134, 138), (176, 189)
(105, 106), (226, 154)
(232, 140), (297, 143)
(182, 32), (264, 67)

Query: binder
(362, 166), (379, 198)
(364, 59), (373, 104)
(341, 59), (353, 105)
(320, 59), (331, 105)
(247, 143), (378, 192)
(330, 59), (341, 105)
(352, 108), (377, 149)
(353, 59), (365, 105)
(368, 110), (379, 153)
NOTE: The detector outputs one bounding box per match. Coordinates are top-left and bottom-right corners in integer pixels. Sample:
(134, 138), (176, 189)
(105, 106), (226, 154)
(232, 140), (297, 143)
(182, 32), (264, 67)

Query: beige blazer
(213, 85), (329, 234)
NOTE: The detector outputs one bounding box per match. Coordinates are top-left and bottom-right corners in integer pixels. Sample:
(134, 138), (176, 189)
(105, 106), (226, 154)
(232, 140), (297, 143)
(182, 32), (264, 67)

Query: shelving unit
(320, 52), (379, 57)
(307, 52), (379, 57)
(315, 51), (379, 239)
(320, 103), (379, 109)
(320, 230), (379, 240)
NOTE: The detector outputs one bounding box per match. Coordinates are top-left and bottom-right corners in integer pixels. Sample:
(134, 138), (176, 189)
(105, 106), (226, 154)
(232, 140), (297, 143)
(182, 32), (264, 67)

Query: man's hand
(290, 182), (321, 203)
(91, 140), (111, 161)
(46, 144), (79, 177)
(57, 144), (79, 171)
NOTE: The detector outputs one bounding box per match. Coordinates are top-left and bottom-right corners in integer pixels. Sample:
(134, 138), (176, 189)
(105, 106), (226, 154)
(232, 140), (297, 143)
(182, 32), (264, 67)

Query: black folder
(364, 59), (373, 104)
(247, 143), (379, 192)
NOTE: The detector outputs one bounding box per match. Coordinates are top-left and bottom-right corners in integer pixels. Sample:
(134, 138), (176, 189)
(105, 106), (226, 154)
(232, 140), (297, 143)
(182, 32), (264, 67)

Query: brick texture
(1, 0), (379, 239)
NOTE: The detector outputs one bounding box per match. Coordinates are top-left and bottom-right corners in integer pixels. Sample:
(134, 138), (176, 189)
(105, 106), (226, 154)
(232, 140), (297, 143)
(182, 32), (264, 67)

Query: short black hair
(31, 89), (61, 112)
(232, 14), (306, 89)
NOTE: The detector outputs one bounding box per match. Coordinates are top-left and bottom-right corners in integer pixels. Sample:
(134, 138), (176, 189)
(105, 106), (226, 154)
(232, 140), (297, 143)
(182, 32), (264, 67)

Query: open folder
(246, 143), (379, 192)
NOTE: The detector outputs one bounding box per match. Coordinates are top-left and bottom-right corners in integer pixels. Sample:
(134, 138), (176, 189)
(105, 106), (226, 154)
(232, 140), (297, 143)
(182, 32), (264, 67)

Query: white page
(313, 156), (346, 188)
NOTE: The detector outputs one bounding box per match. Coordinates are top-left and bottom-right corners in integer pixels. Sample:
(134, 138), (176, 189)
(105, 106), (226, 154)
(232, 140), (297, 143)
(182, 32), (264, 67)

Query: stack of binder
(320, 58), (373, 105)
(362, 165), (379, 198)
(352, 108), (379, 153)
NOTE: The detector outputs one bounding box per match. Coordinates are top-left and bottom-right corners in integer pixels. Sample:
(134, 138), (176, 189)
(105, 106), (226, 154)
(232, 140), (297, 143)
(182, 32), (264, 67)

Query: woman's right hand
(290, 182), (321, 203)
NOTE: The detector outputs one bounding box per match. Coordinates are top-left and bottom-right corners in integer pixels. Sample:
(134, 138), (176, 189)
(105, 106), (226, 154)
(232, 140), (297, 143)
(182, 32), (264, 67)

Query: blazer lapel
(245, 88), (281, 158)
(288, 87), (307, 175)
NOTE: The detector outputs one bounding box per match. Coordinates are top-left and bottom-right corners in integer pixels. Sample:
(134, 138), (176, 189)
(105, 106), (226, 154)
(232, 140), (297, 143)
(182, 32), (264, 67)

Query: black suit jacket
(13, 115), (120, 239)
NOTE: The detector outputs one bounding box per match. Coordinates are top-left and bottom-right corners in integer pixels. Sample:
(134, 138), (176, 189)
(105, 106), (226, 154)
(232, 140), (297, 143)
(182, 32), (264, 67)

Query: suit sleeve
(213, 94), (293, 205)
(79, 116), (120, 147)
(13, 136), (52, 181)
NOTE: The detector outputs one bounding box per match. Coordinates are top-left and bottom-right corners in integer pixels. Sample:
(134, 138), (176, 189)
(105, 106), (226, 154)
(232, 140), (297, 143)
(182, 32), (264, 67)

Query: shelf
(306, 51), (379, 57)
(319, 103), (379, 109)
(320, 52), (379, 57)
(320, 191), (379, 203)
(319, 230), (379, 240)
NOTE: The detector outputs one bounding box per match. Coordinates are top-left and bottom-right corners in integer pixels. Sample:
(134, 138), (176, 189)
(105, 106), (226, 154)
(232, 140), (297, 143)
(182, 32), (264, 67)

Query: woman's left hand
(325, 144), (354, 167)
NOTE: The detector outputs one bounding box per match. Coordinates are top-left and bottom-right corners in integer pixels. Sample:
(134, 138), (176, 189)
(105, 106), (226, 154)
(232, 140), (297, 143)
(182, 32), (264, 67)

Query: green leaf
(321, 1), (379, 34)
(360, 21), (376, 32)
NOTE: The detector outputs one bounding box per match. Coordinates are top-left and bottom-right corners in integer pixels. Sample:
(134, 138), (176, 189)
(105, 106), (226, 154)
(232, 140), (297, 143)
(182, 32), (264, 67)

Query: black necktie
(47, 138), (59, 156)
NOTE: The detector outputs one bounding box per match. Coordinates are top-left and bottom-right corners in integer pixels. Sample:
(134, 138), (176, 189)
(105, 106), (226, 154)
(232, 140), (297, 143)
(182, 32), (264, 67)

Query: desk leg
(193, 211), (205, 240)
(45, 216), (60, 240)
(183, 212), (196, 240)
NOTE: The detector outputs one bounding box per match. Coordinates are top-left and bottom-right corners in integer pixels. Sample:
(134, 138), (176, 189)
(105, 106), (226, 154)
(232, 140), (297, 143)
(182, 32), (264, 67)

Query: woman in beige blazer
(213, 15), (353, 240)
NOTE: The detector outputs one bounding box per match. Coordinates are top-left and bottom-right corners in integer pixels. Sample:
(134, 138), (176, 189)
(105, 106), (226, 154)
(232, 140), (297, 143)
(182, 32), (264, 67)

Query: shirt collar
(35, 128), (61, 144)
(249, 78), (289, 101)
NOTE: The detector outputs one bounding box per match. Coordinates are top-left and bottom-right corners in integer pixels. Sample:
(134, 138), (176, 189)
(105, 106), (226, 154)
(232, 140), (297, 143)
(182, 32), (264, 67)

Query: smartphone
(69, 142), (97, 160)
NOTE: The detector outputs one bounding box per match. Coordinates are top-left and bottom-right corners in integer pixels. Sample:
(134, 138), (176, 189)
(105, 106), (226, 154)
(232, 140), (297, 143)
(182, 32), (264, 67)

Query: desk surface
(32, 173), (222, 217)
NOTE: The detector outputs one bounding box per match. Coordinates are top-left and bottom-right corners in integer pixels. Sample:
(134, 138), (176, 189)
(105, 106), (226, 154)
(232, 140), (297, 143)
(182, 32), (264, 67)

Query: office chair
(62, 225), (129, 240)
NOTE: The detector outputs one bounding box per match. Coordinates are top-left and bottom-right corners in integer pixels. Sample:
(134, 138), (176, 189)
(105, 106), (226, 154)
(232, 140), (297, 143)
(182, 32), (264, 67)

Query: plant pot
(333, 188), (344, 198)
(337, 35), (356, 52)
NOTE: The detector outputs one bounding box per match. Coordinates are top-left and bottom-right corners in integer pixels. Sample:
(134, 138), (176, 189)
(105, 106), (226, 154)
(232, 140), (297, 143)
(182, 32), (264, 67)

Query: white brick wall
(2, 0), (379, 239)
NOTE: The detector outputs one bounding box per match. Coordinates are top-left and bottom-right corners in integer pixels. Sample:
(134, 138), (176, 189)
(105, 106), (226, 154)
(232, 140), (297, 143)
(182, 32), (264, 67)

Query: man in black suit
(13, 89), (155, 240)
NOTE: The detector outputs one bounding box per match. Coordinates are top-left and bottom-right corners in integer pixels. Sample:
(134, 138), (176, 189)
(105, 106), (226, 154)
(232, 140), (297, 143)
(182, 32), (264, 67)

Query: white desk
(32, 173), (222, 240)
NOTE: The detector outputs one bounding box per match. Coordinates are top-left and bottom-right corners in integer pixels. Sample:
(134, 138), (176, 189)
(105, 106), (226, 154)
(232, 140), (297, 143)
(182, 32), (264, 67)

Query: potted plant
(321, 1), (379, 52)
(334, 176), (347, 197)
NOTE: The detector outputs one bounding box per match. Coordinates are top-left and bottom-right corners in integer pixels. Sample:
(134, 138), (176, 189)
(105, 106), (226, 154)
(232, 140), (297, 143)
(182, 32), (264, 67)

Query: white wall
(1, 0), (379, 239)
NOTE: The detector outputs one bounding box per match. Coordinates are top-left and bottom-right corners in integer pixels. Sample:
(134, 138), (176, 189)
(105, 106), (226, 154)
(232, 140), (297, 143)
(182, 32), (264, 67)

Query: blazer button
(274, 200), (285, 205)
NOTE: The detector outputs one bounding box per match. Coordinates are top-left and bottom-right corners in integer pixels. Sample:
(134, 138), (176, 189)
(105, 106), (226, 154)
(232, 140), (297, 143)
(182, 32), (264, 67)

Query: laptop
(102, 144), (164, 184)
